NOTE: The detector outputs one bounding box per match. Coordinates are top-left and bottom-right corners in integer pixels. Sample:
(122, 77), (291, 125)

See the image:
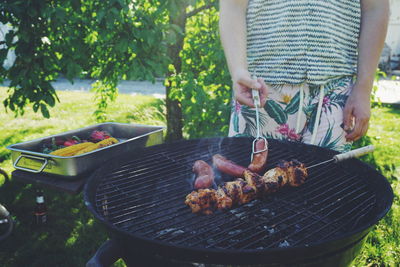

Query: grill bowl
(84, 137), (393, 265)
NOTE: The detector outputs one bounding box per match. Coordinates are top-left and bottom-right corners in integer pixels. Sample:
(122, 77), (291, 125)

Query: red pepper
(63, 140), (78, 146)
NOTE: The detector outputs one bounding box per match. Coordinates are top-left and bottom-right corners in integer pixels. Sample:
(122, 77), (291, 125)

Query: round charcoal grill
(84, 137), (393, 266)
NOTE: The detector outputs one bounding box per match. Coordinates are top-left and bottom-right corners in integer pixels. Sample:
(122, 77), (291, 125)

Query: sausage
(212, 154), (247, 177)
(248, 139), (268, 174)
(193, 160), (215, 189)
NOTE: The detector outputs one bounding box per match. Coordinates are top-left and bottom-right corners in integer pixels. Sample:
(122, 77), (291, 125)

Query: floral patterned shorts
(228, 76), (354, 152)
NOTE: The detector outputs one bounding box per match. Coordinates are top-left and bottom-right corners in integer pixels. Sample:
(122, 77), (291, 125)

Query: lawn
(0, 88), (165, 266)
(0, 88), (399, 266)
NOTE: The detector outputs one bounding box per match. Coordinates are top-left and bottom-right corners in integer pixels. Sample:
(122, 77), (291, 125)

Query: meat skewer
(185, 189), (217, 215)
(185, 160), (308, 215)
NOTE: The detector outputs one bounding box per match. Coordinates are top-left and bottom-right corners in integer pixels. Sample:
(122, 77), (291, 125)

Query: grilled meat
(212, 154), (247, 177)
(248, 139), (268, 173)
(243, 169), (265, 196)
(238, 180), (257, 204)
(220, 179), (257, 205)
(215, 187), (233, 210)
(262, 167), (288, 193)
(274, 159), (308, 187)
(185, 160), (308, 214)
(193, 160), (215, 189)
(261, 160), (308, 193)
(185, 189), (217, 215)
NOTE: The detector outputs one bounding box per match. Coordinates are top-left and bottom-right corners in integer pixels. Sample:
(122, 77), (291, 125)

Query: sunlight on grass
(65, 224), (80, 247)
(0, 88), (166, 176)
(351, 106), (400, 267)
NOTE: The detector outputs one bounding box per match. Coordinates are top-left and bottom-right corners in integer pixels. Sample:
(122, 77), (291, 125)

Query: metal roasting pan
(7, 122), (165, 179)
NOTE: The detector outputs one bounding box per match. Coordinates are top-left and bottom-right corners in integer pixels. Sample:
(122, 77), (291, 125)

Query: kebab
(185, 159), (308, 214)
(186, 145), (375, 215)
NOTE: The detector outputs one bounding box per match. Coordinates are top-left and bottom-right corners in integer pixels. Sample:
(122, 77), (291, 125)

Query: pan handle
(13, 154), (49, 173)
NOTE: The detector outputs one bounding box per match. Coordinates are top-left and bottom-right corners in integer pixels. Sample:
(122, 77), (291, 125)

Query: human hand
(232, 69), (269, 108)
(343, 84), (371, 141)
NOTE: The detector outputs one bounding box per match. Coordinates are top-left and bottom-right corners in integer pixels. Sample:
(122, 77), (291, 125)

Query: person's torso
(246, 0), (361, 85)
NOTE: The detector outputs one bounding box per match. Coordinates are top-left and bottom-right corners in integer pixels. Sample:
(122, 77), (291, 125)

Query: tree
(0, 0), (231, 141)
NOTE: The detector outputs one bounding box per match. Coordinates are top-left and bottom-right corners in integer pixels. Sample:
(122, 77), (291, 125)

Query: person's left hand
(343, 83), (371, 141)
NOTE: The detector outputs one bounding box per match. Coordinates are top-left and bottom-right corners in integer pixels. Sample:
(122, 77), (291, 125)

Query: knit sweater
(246, 0), (361, 85)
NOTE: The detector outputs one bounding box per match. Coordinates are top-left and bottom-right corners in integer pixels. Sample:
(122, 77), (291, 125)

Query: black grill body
(84, 137), (393, 266)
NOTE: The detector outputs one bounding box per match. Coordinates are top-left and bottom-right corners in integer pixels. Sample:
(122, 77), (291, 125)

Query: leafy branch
(185, 3), (214, 18)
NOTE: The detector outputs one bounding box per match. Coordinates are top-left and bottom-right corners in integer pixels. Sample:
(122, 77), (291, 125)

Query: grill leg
(86, 239), (123, 267)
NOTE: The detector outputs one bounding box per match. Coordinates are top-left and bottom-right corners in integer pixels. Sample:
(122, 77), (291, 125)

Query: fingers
(237, 75), (261, 90)
(257, 78), (269, 107)
(234, 76), (267, 108)
(343, 96), (371, 141)
(236, 92), (255, 107)
(342, 104), (353, 133)
(346, 116), (369, 141)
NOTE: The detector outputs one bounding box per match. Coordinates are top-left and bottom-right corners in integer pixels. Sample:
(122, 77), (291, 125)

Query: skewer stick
(307, 145), (375, 169)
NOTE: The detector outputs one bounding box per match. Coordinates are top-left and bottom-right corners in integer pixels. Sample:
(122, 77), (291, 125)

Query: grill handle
(334, 145), (375, 162)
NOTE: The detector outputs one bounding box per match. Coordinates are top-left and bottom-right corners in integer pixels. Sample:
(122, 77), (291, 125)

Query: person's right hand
(232, 69), (269, 108)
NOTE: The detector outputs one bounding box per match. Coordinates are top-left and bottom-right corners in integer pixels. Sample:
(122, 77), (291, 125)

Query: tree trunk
(165, 8), (188, 142)
(165, 84), (183, 142)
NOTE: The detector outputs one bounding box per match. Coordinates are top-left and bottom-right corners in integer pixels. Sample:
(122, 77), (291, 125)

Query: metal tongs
(251, 74), (268, 161)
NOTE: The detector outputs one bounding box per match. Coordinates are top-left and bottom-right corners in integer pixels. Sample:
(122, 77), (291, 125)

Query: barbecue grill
(84, 137), (393, 266)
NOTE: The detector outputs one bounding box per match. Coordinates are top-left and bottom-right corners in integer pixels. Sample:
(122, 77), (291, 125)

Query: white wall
(0, 23), (16, 69)
(387, 0), (400, 61)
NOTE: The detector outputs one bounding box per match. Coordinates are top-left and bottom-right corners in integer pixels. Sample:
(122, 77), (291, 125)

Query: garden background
(0, 1), (399, 266)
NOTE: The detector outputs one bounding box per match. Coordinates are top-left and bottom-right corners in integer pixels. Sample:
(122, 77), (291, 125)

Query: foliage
(168, 2), (232, 138)
(0, 0), (167, 119)
(0, 0), (231, 139)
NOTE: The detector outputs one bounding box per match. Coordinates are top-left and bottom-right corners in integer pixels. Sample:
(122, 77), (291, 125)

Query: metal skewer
(251, 74), (268, 161)
(307, 145), (375, 169)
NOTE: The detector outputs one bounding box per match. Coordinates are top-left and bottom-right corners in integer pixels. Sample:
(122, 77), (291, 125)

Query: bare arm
(344, 0), (389, 141)
(219, 0), (268, 107)
(219, 0), (248, 79)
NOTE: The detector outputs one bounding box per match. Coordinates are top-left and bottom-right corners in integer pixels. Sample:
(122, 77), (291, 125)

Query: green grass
(350, 106), (400, 267)
(0, 88), (399, 266)
(0, 88), (165, 266)
(0, 88), (166, 177)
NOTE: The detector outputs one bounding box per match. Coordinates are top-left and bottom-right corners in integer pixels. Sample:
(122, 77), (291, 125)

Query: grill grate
(93, 138), (377, 251)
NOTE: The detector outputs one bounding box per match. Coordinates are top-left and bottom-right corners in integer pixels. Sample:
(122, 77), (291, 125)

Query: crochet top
(246, 0), (361, 85)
